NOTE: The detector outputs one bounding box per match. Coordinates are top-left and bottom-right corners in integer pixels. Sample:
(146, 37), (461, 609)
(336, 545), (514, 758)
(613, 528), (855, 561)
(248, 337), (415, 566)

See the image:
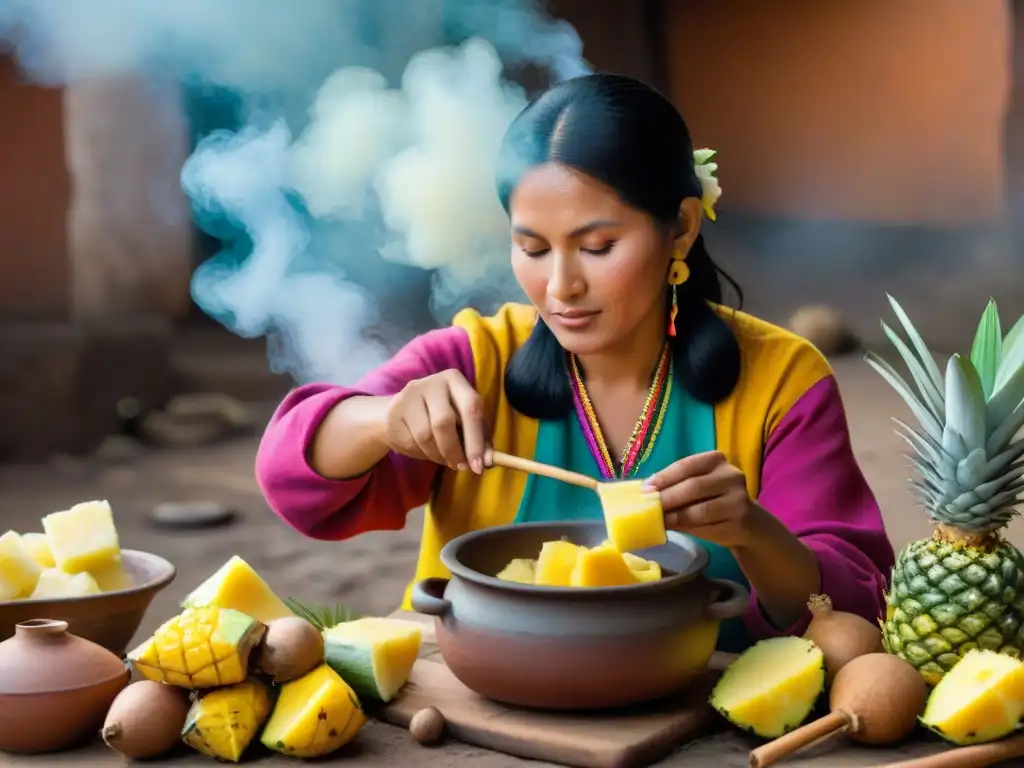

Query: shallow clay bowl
(411, 521), (748, 711)
(0, 550), (176, 656)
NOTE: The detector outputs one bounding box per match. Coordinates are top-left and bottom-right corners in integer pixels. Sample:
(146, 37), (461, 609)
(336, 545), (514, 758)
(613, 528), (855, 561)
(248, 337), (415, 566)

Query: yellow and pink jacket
(256, 303), (894, 649)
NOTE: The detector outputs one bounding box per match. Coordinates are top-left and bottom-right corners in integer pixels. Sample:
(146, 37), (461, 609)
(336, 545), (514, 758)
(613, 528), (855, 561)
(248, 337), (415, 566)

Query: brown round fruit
(830, 653), (927, 745)
(102, 680), (190, 759)
(255, 617), (325, 683)
(410, 707), (445, 745)
(804, 593), (884, 682)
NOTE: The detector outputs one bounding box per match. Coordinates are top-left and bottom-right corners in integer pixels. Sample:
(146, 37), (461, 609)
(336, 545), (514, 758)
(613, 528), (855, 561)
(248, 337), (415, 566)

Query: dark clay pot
(411, 521), (748, 711)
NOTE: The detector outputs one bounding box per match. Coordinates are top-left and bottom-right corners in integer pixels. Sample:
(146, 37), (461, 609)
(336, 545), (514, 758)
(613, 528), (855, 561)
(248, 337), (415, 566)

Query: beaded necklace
(568, 344), (673, 480)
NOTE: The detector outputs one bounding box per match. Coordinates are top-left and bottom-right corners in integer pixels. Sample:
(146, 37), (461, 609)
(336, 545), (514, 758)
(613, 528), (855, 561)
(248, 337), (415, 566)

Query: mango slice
(182, 680), (271, 763)
(182, 555), (295, 623)
(128, 606), (266, 689)
(261, 664), (366, 759)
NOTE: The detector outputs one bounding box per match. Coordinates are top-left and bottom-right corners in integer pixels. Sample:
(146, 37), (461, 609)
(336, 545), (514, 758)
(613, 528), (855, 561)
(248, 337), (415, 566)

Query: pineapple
(709, 636), (826, 738)
(867, 296), (1024, 686)
(920, 649), (1024, 745)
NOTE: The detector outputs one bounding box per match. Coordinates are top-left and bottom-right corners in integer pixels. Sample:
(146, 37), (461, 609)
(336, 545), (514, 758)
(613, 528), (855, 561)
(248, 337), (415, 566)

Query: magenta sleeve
(254, 325), (476, 540)
(743, 374), (896, 639)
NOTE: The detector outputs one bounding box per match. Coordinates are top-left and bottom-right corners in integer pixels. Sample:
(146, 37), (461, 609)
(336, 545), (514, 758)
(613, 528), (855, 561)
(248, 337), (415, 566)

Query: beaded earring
(666, 247), (690, 337)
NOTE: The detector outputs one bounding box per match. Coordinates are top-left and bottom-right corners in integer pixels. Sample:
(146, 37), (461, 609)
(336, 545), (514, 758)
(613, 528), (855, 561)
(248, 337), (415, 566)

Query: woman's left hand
(642, 451), (760, 549)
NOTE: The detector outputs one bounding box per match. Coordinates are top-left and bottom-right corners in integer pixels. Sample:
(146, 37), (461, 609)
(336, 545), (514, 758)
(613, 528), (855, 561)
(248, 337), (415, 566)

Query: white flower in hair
(693, 148), (721, 221)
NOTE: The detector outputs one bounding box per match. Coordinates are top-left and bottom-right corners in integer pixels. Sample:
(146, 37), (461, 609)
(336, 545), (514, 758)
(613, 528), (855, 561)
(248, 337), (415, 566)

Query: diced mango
(570, 544), (639, 587)
(534, 540), (582, 586)
(0, 531), (43, 600)
(495, 558), (537, 584)
(29, 568), (101, 599)
(20, 533), (55, 568)
(598, 480), (666, 552)
(42, 500), (121, 574)
(182, 556), (295, 623)
(128, 606), (266, 689)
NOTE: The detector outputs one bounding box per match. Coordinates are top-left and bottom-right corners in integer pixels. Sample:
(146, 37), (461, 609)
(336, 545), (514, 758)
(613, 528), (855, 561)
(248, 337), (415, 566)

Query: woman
(256, 73), (894, 653)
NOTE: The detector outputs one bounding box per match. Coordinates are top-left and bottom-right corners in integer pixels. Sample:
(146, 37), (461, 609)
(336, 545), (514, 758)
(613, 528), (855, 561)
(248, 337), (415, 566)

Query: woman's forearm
(733, 502), (822, 629)
(308, 395), (392, 480)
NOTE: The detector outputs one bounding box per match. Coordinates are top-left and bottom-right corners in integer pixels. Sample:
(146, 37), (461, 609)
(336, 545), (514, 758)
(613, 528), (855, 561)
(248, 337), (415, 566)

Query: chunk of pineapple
(88, 556), (131, 592)
(622, 552), (662, 583)
(182, 555), (295, 623)
(182, 680), (271, 762)
(710, 637), (826, 738)
(20, 533), (55, 568)
(323, 618), (423, 703)
(42, 500), (121, 574)
(534, 540), (582, 586)
(0, 531), (43, 600)
(495, 558), (537, 584)
(127, 606), (266, 689)
(598, 480), (667, 552)
(570, 544), (639, 587)
(29, 568), (101, 599)
(261, 664), (366, 759)
(921, 649), (1024, 745)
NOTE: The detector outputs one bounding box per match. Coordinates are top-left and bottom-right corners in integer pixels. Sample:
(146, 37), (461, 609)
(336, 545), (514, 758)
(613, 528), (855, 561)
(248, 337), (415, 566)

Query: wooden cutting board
(382, 612), (734, 768)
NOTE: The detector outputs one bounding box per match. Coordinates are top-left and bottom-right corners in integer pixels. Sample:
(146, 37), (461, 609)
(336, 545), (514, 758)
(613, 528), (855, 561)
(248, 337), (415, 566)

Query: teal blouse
(513, 383), (753, 653)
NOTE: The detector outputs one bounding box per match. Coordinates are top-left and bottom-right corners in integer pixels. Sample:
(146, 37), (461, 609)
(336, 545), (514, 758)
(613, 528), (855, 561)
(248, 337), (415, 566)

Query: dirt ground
(0, 354), (1018, 767)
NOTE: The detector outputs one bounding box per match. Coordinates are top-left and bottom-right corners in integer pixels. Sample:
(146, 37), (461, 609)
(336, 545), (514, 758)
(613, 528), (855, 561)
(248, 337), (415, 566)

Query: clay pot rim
(438, 521), (709, 597)
(0, 549), (175, 607)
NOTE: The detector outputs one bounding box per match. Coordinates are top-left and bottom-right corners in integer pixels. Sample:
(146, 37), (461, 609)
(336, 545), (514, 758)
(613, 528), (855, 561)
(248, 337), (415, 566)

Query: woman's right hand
(383, 369), (488, 474)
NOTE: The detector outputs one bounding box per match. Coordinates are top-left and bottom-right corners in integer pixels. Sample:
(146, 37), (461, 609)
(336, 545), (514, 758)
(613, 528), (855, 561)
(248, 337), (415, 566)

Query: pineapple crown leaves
(865, 295), (1024, 534)
(284, 597), (359, 632)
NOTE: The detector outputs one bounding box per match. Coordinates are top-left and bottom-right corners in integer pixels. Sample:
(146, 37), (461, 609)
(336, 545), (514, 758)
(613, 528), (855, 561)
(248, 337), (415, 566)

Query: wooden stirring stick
(485, 449), (599, 490)
(873, 734), (1024, 768)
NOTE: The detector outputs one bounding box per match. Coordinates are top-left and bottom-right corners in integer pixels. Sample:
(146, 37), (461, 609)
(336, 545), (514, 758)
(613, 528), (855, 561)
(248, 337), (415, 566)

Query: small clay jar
(0, 618), (130, 753)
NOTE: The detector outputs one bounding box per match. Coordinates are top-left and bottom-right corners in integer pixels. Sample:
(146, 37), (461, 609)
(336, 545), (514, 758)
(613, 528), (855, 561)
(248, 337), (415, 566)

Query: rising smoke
(0, 0), (589, 384)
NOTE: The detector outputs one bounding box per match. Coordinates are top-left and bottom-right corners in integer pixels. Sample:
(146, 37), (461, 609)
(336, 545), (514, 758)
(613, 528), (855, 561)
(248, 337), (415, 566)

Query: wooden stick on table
(486, 449), (600, 490)
(872, 734), (1024, 768)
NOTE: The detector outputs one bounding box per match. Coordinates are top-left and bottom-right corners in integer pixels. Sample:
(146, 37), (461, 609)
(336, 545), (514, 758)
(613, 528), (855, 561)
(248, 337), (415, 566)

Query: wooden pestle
(749, 710), (858, 768)
(485, 449), (599, 489)
(873, 734), (1024, 768)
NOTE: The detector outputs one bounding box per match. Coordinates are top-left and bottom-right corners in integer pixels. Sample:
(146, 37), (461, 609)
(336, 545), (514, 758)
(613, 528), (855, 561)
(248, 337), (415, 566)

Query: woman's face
(508, 163), (675, 357)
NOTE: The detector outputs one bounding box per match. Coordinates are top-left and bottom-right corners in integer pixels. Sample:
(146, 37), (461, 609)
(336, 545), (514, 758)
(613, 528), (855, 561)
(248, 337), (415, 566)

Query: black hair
(496, 73), (743, 420)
